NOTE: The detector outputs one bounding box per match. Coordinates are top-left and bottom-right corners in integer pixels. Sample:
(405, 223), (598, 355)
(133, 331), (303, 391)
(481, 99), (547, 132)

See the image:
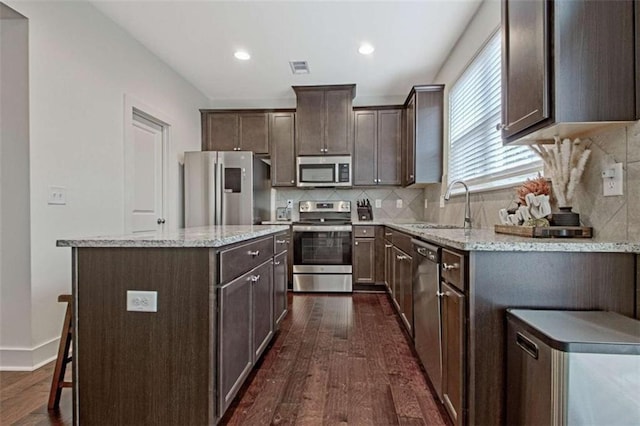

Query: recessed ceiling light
(234, 50), (251, 60)
(358, 43), (375, 55)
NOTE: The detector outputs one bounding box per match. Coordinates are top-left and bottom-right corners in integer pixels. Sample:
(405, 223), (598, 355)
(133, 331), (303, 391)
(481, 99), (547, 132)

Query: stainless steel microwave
(296, 155), (352, 187)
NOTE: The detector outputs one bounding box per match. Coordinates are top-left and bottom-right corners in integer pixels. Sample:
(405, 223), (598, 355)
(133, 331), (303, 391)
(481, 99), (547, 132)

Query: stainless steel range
(292, 200), (352, 292)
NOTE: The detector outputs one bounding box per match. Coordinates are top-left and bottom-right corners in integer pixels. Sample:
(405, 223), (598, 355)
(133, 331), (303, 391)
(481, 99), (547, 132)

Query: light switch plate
(375, 199), (382, 208)
(48, 186), (67, 205)
(127, 290), (158, 312)
(440, 196), (445, 208)
(396, 199), (403, 208)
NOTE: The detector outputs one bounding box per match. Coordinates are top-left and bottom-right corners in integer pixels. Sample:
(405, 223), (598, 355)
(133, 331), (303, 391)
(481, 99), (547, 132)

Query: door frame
(123, 94), (172, 233)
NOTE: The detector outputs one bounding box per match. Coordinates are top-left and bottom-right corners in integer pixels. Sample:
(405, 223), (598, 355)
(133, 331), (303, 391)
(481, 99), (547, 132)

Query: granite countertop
(56, 225), (290, 248)
(384, 224), (640, 253)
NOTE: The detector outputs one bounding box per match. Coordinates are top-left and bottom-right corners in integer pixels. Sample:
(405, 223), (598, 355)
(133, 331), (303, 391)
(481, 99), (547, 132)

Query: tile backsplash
(273, 187), (425, 222)
(424, 121), (640, 241)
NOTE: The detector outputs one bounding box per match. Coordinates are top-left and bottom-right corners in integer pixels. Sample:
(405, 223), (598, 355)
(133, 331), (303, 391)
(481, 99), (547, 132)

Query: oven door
(292, 226), (352, 272)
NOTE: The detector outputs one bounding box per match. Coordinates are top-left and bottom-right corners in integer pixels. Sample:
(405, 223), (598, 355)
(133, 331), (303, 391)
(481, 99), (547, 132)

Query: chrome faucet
(444, 180), (472, 230)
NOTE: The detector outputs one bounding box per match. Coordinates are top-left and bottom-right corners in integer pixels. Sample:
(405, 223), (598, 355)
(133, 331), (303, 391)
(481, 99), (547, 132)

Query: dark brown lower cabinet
(252, 261), (274, 361)
(441, 281), (465, 426)
(218, 269), (253, 415)
(354, 237), (375, 283)
(273, 251), (288, 327)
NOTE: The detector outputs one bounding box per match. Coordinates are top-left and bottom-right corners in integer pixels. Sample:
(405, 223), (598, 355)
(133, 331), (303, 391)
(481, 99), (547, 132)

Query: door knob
(157, 218), (165, 224)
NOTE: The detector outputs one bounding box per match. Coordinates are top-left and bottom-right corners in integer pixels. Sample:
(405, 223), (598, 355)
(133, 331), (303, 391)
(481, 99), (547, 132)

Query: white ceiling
(90, 0), (483, 107)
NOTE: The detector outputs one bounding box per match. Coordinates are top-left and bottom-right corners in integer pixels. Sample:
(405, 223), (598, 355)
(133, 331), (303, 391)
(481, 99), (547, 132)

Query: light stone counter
(56, 225), (290, 248)
(384, 224), (640, 253)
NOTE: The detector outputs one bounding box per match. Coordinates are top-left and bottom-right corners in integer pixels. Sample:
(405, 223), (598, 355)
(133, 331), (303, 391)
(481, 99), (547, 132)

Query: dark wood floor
(1, 293), (447, 425)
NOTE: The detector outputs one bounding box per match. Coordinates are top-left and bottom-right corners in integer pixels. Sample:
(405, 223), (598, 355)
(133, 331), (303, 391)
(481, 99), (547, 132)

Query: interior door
(128, 112), (164, 233)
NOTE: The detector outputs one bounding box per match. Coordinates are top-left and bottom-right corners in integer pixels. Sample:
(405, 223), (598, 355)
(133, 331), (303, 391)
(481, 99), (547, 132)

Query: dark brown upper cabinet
(269, 112), (296, 186)
(201, 111), (269, 154)
(403, 85), (444, 186)
(293, 85), (356, 156)
(501, 0), (637, 144)
(636, 1), (640, 119)
(353, 107), (402, 186)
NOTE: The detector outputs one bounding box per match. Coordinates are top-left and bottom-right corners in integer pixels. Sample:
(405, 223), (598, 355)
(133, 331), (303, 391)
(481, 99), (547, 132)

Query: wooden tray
(494, 225), (593, 238)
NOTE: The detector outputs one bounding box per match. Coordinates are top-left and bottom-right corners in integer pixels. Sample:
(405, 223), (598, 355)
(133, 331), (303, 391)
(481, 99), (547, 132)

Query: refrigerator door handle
(217, 159), (224, 225)
(516, 332), (539, 359)
(207, 156), (217, 226)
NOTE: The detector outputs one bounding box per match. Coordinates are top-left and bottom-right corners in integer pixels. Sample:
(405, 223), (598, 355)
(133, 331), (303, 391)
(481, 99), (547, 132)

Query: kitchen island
(360, 222), (638, 426)
(57, 225), (290, 426)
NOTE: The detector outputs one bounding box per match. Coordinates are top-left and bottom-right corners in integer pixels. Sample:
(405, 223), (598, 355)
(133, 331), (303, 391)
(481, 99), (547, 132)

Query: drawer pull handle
(247, 250), (260, 256)
(443, 262), (459, 271)
(274, 261), (281, 265)
(276, 239), (287, 244)
(384, 244), (393, 248)
(250, 274), (261, 282)
(516, 332), (539, 359)
(396, 255), (408, 261)
(385, 233), (392, 236)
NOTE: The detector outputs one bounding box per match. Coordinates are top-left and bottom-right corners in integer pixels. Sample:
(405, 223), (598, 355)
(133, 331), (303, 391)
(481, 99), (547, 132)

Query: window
(448, 30), (541, 192)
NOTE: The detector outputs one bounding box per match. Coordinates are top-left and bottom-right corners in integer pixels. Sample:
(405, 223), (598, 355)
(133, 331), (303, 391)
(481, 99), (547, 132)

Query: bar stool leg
(48, 294), (73, 410)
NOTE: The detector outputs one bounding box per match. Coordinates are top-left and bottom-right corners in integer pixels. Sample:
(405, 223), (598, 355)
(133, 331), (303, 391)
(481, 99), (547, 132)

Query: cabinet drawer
(354, 225), (376, 238)
(274, 231), (290, 255)
(220, 237), (274, 283)
(442, 249), (465, 292)
(392, 231), (413, 254)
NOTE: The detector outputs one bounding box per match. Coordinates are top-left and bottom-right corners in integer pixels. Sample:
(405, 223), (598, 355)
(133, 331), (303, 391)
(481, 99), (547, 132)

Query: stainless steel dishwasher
(412, 239), (443, 402)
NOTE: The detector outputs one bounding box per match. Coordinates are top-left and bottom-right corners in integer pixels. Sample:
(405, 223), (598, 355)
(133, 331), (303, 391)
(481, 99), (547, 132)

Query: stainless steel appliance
(296, 155), (352, 187)
(292, 200), (352, 292)
(506, 310), (640, 426)
(412, 239), (443, 402)
(184, 151), (271, 227)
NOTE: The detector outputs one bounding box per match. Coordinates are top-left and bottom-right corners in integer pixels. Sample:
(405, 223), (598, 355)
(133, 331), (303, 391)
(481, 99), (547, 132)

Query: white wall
(1, 0), (209, 370)
(1, 6), (32, 366)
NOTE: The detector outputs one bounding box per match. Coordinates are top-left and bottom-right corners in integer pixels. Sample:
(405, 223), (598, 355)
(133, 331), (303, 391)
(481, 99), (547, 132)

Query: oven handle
(292, 225), (353, 232)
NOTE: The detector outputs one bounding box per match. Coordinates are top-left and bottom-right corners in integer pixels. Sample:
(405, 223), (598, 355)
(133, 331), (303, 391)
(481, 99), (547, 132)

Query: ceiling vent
(289, 60), (310, 74)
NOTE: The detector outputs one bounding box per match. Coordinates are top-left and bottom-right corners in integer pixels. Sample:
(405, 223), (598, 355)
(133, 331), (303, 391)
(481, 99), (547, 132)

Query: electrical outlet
(424, 199), (428, 209)
(375, 199), (382, 208)
(127, 290), (158, 312)
(440, 195), (445, 208)
(396, 199), (403, 208)
(48, 186), (67, 205)
(603, 163), (623, 196)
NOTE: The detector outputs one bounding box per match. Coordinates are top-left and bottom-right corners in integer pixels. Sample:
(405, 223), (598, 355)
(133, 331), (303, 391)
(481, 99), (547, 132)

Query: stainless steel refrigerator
(184, 151), (271, 227)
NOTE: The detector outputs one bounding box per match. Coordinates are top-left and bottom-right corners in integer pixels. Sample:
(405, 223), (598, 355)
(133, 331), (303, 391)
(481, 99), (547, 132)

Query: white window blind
(448, 31), (541, 192)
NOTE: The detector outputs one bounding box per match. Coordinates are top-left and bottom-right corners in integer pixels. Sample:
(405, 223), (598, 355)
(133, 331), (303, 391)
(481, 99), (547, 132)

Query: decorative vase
(551, 206), (580, 227)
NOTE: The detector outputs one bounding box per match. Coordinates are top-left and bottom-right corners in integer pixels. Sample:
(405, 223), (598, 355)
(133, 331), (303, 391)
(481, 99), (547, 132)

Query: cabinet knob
(247, 250), (260, 256)
(157, 218), (165, 224)
(362, 230), (367, 234)
(436, 291), (445, 297)
(250, 274), (261, 282)
(290, 180), (295, 184)
(274, 261), (281, 265)
(409, 174), (414, 179)
(495, 123), (506, 131)
(443, 262), (459, 271)
(355, 241), (359, 246)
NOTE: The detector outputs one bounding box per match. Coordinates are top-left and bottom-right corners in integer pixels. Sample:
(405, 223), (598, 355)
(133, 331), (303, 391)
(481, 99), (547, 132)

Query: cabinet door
(384, 237), (394, 292)
(377, 109), (402, 186)
(404, 96), (416, 185)
(270, 113), (296, 186)
(252, 261), (274, 361)
(273, 251), (288, 327)
(205, 113), (239, 151)
(354, 238), (375, 283)
(239, 113), (269, 154)
(296, 91), (325, 155)
(502, 0), (550, 138)
(442, 281), (465, 426)
(218, 273), (253, 415)
(353, 110), (377, 186)
(324, 89), (352, 155)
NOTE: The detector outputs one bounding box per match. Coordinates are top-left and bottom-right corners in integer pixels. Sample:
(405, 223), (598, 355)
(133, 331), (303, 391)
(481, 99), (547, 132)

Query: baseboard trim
(0, 337), (60, 371)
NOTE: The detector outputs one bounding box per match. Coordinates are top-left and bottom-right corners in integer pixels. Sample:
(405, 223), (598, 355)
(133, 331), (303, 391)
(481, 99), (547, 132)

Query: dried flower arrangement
(516, 176), (550, 206)
(529, 137), (591, 208)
